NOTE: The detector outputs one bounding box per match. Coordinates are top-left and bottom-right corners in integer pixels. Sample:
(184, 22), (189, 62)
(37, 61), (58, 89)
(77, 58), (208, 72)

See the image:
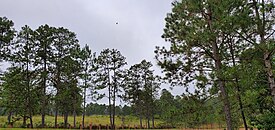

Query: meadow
(0, 115), (163, 128)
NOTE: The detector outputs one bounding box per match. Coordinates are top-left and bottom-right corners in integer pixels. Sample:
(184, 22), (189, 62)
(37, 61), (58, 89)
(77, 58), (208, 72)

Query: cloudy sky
(0, 0), (184, 104)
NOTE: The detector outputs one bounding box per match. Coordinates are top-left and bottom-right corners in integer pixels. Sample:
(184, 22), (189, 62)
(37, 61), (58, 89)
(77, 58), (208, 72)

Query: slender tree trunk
(64, 112), (68, 128)
(82, 61), (88, 127)
(73, 110), (76, 128)
(7, 112), (12, 124)
(212, 38), (233, 129)
(82, 87), (86, 127)
(139, 115), (143, 128)
(108, 85), (113, 128)
(236, 82), (248, 129)
(152, 113), (155, 128)
(207, 6), (232, 129)
(23, 115), (27, 127)
(107, 68), (113, 128)
(214, 54), (233, 130)
(26, 39), (33, 128)
(112, 91), (115, 130)
(147, 116), (150, 129)
(146, 104), (150, 129)
(41, 44), (47, 127)
(229, 42), (248, 130)
(264, 53), (275, 104)
(112, 69), (116, 130)
(29, 114), (33, 128)
(54, 107), (58, 128)
(213, 48), (233, 130)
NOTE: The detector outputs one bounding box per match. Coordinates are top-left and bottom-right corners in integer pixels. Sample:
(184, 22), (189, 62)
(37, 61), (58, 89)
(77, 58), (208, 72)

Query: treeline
(85, 103), (132, 116)
(0, 17), (160, 129)
(155, 0), (275, 129)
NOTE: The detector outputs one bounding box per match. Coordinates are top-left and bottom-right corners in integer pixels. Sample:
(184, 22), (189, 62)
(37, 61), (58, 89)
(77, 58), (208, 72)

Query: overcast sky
(0, 0), (184, 104)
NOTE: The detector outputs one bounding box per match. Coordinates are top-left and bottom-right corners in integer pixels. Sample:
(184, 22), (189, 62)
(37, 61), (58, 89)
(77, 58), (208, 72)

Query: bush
(250, 111), (275, 129)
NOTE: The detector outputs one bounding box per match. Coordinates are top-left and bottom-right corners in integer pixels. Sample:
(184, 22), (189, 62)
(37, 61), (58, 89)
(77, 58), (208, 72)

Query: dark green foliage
(0, 17), (15, 61)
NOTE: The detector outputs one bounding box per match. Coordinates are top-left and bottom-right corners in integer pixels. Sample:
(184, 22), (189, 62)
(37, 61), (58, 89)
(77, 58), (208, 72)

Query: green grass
(0, 128), (76, 130)
(0, 115), (163, 128)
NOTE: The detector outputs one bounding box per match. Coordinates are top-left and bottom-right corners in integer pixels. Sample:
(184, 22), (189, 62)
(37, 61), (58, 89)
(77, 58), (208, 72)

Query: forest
(0, 0), (274, 129)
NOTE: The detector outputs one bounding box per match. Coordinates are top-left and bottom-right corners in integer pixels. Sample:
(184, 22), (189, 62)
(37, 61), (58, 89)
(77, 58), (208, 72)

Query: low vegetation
(0, 115), (162, 128)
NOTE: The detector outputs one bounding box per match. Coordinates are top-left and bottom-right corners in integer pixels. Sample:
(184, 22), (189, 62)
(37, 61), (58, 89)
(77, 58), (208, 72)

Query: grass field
(0, 128), (246, 130)
(0, 115), (163, 128)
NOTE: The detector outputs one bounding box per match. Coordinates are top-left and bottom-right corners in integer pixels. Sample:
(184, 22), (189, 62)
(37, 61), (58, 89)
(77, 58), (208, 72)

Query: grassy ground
(0, 129), (81, 130)
(0, 115), (163, 128)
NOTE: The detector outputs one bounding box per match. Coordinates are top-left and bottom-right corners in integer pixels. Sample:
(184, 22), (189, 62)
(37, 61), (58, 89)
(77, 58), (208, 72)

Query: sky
(0, 0), (184, 104)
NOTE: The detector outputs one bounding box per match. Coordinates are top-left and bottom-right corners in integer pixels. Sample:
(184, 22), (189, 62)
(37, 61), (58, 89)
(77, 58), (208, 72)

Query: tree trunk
(41, 51), (47, 128)
(147, 117), (150, 129)
(264, 53), (275, 105)
(139, 115), (143, 128)
(7, 112), (12, 124)
(82, 87), (86, 127)
(112, 75), (116, 129)
(107, 68), (113, 128)
(64, 112), (68, 128)
(207, 6), (233, 129)
(26, 45), (33, 128)
(229, 42), (248, 130)
(215, 58), (233, 130)
(214, 52), (233, 130)
(29, 114), (33, 128)
(112, 67), (117, 130)
(73, 110), (76, 128)
(54, 108), (58, 128)
(23, 115), (27, 127)
(236, 83), (248, 130)
(146, 104), (150, 129)
(108, 85), (113, 128)
(152, 114), (155, 128)
(212, 40), (232, 129)
(108, 86), (113, 128)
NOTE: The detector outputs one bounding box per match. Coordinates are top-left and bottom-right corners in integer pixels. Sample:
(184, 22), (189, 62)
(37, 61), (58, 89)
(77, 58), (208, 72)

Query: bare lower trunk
(41, 56), (47, 128)
(82, 87), (86, 127)
(64, 112), (68, 128)
(229, 43), (248, 130)
(213, 40), (232, 130)
(216, 62), (233, 130)
(8, 112), (12, 124)
(264, 53), (275, 105)
(152, 115), (155, 128)
(147, 117), (150, 129)
(108, 85), (113, 128)
(73, 110), (76, 128)
(29, 114), (33, 128)
(107, 68), (113, 128)
(112, 87), (116, 130)
(54, 107), (58, 128)
(112, 69), (117, 130)
(41, 111), (45, 127)
(139, 115), (143, 128)
(23, 115), (27, 127)
(236, 84), (248, 130)
(146, 106), (150, 129)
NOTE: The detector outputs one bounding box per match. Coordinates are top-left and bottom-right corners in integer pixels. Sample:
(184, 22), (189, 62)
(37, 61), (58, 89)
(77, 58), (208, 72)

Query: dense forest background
(0, 0), (274, 129)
